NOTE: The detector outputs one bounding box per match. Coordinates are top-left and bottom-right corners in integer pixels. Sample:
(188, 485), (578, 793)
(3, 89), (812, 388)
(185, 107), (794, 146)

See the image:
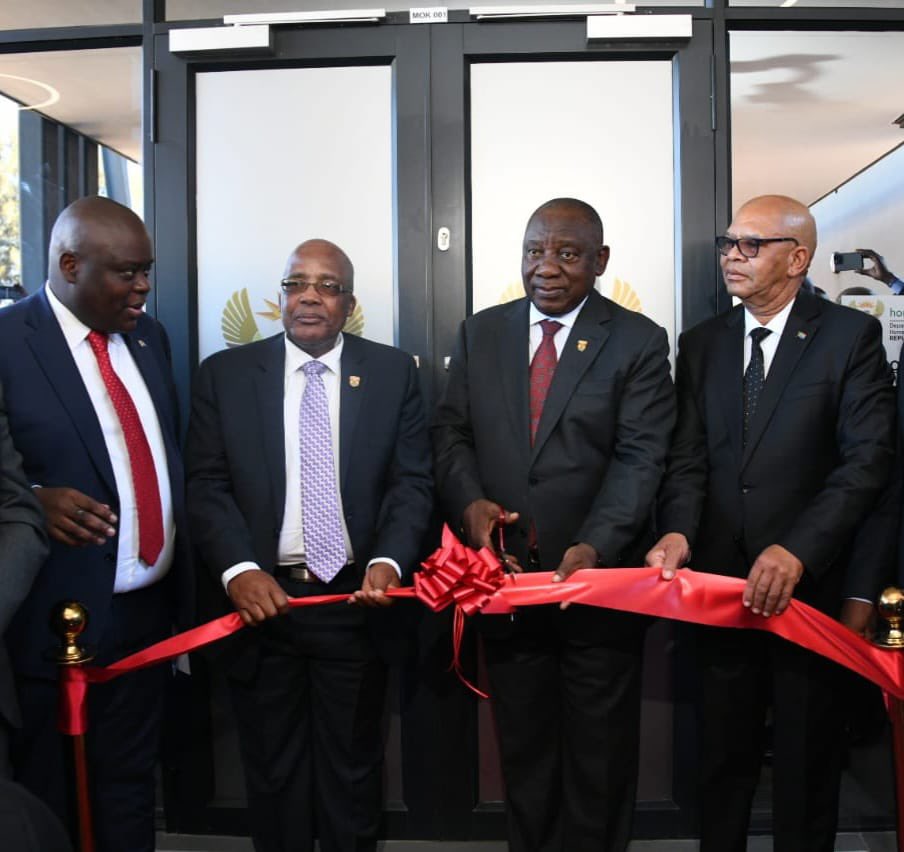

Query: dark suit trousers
(697, 626), (843, 852)
(483, 606), (645, 852)
(227, 569), (387, 852)
(12, 581), (170, 852)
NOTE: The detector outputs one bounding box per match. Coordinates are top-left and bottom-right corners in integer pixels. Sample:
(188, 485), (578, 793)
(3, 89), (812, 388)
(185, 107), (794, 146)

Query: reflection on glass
(0, 48), (142, 162)
(0, 1), (141, 29)
(730, 30), (904, 317)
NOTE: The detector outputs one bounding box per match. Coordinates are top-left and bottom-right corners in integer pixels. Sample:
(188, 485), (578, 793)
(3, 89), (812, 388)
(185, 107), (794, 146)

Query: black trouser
(228, 566), (388, 852)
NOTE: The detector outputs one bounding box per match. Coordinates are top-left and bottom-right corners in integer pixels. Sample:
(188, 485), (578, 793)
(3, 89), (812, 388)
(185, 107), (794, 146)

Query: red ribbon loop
(413, 525), (509, 695)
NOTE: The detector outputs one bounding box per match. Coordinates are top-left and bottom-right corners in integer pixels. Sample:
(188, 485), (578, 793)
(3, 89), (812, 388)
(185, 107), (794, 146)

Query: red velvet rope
(58, 524), (904, 735)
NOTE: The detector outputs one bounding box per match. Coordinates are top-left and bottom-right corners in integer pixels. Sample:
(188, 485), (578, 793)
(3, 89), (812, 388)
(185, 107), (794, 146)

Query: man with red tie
(0, 196), (191, 852)
(432, 198), (675, 851)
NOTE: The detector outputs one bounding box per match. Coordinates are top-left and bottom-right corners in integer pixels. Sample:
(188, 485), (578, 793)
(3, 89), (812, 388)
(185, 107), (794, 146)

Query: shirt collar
(284, 332), (344, 375)
(744, 295), (796, 340)
(528, 294), (589, 330)
(44, 282), (122, 352)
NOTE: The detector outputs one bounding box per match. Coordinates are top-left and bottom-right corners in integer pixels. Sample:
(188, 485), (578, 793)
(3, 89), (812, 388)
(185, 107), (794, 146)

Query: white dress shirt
(45, 284), (175, 592)
(743, 297), (795, 378)
(222, 334), (399, 588)
(528, 295), (589, 363)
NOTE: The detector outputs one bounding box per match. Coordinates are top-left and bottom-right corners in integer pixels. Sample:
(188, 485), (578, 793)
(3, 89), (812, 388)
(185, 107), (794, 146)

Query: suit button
(104, 553), (115, 563)
(528, 476), (539, 486)
(741, 484), (751, 494)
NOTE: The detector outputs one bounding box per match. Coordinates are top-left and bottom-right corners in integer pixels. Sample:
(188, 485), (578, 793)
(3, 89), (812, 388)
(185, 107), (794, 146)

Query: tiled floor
(156, 832), (898, 851)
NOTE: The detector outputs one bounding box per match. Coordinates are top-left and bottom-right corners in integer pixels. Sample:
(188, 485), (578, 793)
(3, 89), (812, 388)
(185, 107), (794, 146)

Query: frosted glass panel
(195, 66), (394, 360)
(470, 61), (676, 354)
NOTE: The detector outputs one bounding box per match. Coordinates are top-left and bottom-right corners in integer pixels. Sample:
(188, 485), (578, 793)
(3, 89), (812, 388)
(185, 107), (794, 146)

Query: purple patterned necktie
(300, 360), (346, 582)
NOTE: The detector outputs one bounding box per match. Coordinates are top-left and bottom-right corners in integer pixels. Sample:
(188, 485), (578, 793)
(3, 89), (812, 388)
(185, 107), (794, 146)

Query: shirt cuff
(221, 561), (261, 591)
(890, 277), (904, 295)
(845, 596), (874, 605)
(366, 557), (402, 579)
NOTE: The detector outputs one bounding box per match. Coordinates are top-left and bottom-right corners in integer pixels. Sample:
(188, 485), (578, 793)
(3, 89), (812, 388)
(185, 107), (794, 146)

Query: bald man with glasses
(646, 194), (895, 852)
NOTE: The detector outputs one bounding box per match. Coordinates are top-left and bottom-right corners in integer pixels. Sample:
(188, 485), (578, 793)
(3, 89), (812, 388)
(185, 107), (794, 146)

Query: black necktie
(743, 327), (772, 447)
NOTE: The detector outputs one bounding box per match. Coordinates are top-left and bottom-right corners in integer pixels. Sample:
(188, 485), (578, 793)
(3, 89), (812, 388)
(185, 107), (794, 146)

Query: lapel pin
(349, 375), (361, 388)
(577, 340), (588, 352)
(137, 339), (147, 347)
(796, 331), (807, 340)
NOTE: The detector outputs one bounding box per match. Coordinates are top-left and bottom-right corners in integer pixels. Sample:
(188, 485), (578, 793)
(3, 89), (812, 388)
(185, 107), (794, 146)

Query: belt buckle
(288, 565), (318, 583)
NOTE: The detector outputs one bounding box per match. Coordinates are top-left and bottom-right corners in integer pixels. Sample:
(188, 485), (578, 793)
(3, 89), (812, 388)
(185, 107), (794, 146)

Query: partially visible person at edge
(647, 194), (895, 852)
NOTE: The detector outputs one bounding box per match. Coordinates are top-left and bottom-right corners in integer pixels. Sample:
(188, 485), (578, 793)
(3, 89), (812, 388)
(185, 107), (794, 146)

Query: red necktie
(87, 331), (164, 566)
(529, 319), (562, 444)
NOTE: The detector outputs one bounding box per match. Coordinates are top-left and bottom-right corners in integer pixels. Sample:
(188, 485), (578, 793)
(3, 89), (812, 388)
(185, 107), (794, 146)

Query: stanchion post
(50, 601), (96, 852)
(874, 587), (904, 852)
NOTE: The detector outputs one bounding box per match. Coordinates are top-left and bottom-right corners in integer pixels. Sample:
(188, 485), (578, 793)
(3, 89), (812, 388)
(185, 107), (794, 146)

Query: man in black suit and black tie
(432, 198), (675, 851)
(647, 194), (895, 852)
(186, 238), (433, 852)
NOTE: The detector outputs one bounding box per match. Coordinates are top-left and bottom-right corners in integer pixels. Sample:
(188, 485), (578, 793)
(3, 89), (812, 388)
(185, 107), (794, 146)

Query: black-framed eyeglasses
(715, 235), (799, 259)
(279, 278), (352, 298)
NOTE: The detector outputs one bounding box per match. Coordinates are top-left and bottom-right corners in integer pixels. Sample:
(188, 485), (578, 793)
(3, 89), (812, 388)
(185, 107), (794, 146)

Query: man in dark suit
(0, 196), (192, 852)
(0, 382), (48, 775)
(432, 198), (676, 851)
(186, 239), (432, 852)
(0, 383), (72, 852)
(647, 194), (895, 852)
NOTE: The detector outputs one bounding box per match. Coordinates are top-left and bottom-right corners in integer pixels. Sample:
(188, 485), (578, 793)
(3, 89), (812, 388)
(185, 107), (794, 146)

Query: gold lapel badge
(577, 340), (588, 352)
(796, 331), (807, 340)
(349, 375), (361, 388)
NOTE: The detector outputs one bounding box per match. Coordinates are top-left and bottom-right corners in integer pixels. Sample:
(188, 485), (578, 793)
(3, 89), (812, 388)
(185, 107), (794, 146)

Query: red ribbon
(58, 525), (904, 734)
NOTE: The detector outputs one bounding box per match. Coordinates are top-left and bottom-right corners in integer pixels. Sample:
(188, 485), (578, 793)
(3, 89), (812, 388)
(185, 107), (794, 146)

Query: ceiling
(730, 30), (904, 209)
(0, 18), (902, 200)
(0, 47), (142, 160)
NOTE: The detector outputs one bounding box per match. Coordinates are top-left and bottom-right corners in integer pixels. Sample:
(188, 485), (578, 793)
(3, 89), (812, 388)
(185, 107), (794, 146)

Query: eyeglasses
(279, 278), (352, 298)
(716, 235), (799, 259)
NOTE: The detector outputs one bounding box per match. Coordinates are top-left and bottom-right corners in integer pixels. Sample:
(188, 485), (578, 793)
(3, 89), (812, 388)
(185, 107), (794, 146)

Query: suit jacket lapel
(123, 331), (174, 443)
(24, 291), (117, 494)
(532, 292), (610, 460)
(498, 301), (532, 467)
(714, 307), (745, 467)
(254, 336), (288, 516)
(741, 295), (819, 470)
(339, 335), (366, 489)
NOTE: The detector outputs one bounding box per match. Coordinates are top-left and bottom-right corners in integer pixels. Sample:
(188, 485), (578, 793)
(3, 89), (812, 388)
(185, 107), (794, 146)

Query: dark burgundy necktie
(87, 330), (164, 566)
(529, 319), (562, 444)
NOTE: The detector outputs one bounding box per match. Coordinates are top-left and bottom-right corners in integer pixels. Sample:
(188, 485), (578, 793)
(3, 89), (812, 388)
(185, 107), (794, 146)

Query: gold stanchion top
(50, 601), (96, 665)
(874, 586), (904, 649)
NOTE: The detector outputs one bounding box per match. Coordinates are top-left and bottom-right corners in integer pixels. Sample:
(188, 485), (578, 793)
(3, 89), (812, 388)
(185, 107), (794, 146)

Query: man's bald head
(723, 194), (817, 321)
(284, 239), (354, 291)
(736, 195), (817, 256)
(48, 195), (154, 333)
